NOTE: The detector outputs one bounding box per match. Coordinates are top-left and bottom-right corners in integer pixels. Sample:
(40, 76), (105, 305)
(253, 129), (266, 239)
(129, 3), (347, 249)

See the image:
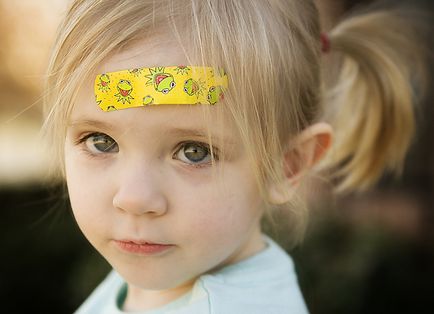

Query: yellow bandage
(95, 66), (228, 111)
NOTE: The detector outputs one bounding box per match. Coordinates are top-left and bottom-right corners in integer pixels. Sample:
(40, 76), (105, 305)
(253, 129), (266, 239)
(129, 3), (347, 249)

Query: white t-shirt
(75, 236), (309, 314)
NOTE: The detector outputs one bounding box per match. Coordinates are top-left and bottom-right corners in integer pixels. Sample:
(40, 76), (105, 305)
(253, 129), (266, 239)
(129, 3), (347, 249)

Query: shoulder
(74, 270), (123, 314)
(196, 236), (309, 314)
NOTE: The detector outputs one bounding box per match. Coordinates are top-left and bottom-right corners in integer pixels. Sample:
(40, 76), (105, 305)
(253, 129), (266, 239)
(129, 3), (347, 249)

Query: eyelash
(76, 132), (118, 158)
(75, 132), (219, 167)
(173, 141), (219, 168)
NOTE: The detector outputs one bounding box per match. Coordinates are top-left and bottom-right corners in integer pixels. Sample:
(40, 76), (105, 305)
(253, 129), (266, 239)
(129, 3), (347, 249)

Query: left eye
(82, 133), (119, 154)
(170, 81), (176, 88)
(174, 142), (214, 165)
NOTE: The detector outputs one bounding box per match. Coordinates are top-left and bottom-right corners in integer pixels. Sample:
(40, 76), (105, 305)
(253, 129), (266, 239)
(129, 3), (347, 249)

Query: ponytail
(319, 8), (427, 192)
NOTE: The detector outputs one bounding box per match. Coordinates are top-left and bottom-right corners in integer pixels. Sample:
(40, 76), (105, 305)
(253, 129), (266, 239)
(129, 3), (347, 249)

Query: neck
(123, 279), (194, 312)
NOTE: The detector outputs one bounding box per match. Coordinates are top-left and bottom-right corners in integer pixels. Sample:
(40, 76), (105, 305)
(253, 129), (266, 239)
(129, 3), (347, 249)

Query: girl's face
(64, 39), (265, 298)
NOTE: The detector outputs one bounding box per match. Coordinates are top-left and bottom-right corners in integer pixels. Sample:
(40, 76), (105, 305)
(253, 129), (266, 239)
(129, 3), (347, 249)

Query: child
(43, 0), (425, 313)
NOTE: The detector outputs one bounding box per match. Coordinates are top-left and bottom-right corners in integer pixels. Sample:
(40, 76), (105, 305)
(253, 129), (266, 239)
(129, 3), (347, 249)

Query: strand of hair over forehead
(189, 0), (291, 176)
(185, 0), (321, 239)
(44, 0), (170, 176)
(186, 0), (273, 195)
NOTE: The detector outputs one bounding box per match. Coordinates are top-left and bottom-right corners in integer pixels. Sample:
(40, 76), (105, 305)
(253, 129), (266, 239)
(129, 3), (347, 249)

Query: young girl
(43, 0), (425, 313)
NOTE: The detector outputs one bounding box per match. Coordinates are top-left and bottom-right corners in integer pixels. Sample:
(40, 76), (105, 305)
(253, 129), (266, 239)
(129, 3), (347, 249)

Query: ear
(267, 122), (333, 205)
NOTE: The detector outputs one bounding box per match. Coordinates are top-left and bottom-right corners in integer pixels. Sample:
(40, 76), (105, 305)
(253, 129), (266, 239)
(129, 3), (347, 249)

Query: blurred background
(0, 0), (433, 313)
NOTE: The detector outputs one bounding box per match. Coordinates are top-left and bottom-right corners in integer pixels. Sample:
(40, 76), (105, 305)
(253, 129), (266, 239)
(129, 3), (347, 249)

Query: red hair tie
(320, 33), (330, 53)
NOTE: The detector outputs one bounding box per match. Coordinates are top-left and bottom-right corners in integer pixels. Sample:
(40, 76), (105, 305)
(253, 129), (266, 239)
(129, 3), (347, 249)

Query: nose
(112, 160), (169, 216)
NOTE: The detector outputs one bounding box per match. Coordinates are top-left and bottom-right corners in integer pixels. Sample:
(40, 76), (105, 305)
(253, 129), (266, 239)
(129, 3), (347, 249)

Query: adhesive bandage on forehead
(94, 66), (228, 111)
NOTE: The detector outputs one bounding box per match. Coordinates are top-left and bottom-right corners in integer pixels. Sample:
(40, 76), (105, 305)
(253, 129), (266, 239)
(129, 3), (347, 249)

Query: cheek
(64, 150), (112, 234)
(177, 175), (262, 241)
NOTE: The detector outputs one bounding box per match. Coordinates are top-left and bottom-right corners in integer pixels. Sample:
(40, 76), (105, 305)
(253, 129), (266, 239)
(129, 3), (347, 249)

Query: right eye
(81, 132), (119, 154)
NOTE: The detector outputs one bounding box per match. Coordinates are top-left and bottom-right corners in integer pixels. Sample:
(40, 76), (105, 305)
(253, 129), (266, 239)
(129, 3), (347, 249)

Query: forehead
(70, 37), (236, 143)
(99, 35), (190, 74)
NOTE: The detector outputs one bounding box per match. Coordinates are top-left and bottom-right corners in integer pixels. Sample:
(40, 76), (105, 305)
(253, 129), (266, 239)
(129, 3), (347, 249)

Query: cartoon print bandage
(95, 66), (228, 111)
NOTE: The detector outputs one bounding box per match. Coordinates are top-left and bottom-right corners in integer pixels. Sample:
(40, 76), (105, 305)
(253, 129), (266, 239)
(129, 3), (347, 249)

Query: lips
(114, 240), (174, 255)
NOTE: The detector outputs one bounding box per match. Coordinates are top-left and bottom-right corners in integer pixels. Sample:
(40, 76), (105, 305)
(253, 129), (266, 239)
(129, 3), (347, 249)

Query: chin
(116, 265), (194, 291)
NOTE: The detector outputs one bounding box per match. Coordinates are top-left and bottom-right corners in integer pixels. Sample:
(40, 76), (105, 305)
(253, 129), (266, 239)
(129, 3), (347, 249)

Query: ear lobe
(267, 123), (333, 205)
(268, 180), (298, 205)
(267, 148), (305, 205)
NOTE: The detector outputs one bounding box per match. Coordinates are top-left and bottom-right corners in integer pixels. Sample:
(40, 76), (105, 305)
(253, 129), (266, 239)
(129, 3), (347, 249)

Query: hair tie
(320, 33), (331, 53)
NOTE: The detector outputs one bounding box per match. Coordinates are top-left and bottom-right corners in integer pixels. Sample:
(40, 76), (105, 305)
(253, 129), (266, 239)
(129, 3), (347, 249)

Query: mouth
(120, 89), (130, 96)
(114, 240), (175, 255)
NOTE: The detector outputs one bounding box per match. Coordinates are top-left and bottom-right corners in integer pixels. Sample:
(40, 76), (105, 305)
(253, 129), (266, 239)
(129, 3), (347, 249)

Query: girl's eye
(81, 133), (119, 154)
(174, 142), (215, 165)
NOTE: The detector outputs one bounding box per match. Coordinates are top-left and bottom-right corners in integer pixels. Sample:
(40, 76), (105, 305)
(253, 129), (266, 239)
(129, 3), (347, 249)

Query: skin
(65, 36), (332, 312)
(65, 38), (267, 311)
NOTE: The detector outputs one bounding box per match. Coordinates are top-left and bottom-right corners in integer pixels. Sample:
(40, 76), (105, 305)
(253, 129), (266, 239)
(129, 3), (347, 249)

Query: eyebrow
(68, 119), (236, 146)
(165, 128), (236, 146)
(68, 119), (117, 130)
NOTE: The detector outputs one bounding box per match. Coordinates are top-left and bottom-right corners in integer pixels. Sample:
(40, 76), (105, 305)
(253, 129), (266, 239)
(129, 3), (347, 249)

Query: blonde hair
(320, 7), (427, 192)
(43, 0), (426, 242)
